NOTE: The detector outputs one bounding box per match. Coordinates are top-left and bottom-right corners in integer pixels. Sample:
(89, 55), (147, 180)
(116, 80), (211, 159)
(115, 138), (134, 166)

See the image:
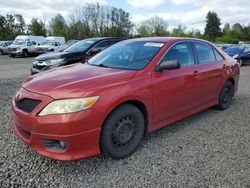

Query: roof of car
(83, 37), (124, 41)
(130, 37), (207, 43)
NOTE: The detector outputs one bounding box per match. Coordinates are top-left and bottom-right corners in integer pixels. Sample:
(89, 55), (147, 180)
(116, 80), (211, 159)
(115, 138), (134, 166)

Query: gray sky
(1, 0), (250, 31)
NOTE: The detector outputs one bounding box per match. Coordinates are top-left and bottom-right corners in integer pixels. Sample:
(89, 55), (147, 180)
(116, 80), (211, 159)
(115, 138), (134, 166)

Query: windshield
(225, 46), (244, 54)
(13, 39), (27, 45)
(42, 41), (54, 45)
(64, 39), (96, 53)
(88, 41), (164, 70)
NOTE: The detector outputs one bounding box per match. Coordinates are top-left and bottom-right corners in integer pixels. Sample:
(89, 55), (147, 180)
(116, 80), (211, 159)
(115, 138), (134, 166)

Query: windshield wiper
(88, 63), (110, 68)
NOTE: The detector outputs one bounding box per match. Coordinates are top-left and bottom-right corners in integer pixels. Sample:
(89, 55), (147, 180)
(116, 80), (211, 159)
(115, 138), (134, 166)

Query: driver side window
(161, 42), (194, 67)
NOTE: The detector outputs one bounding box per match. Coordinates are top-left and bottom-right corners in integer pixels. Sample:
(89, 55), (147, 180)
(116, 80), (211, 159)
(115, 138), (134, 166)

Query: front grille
(16, 98), (41, 113)
(9, 48), (16, 52)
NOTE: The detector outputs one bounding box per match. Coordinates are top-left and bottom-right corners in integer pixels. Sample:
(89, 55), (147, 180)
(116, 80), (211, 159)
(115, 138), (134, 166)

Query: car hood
(35, 51), (83, 61)
(22, 64), (136, 98)
(8, 45), (20, 48)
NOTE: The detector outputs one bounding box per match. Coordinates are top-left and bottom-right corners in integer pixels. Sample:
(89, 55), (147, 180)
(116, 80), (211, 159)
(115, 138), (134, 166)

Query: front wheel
(101, 104), (145, 159)
(0, 50), (3, 55)
(217, 81), (234, 110)
(22, 50), (29, 57)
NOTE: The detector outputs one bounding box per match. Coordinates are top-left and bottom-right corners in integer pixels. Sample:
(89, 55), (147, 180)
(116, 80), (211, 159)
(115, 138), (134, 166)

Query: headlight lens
(44, 58), (64, 66)
(39, 96), (99, 116)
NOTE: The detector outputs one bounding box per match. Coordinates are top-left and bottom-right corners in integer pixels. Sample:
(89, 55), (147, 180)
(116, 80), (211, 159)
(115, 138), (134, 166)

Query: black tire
(22, 49), (29, 57)
(217, 81), (234, 110)
(101, 104), (145, 159)
(0, 50), (3, 55)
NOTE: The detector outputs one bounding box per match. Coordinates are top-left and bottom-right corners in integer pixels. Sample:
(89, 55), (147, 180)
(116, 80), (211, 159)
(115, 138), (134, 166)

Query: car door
(152, 41), (201, 124)
(192, 41), (225, 106)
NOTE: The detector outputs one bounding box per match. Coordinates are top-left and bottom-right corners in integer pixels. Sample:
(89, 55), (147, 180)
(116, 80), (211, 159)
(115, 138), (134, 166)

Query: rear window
(213, 49), (224, 61)
(194, 42), (216, 64)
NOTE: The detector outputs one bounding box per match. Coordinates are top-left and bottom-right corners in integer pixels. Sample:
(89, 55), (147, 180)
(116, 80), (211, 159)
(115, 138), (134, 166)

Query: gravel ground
(0, 55), (249, 187)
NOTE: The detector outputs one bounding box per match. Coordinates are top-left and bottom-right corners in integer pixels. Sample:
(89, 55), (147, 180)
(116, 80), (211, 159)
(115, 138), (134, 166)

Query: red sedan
(12, 37), (240, 161)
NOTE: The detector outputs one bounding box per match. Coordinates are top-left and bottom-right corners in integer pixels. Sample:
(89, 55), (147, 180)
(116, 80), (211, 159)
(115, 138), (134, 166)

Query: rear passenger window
(161, 42), (194, 67)
(194, 42), (216, 64)
(213, 49), (224, 61)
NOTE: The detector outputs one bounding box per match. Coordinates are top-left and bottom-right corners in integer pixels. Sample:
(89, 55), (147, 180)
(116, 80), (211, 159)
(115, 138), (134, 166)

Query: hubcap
(112, 116), (135, 147)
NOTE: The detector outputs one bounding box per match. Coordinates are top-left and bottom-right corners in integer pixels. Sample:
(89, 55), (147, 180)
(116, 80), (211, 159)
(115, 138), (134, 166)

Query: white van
(35, 36), (66, 53)
(8, 35), (46, 57)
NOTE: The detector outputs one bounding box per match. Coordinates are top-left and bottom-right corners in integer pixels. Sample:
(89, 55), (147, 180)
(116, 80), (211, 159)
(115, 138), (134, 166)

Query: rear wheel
(101, 104), (145, 159)
(217, 81), (234, 110)
(0, 50), (3, 55)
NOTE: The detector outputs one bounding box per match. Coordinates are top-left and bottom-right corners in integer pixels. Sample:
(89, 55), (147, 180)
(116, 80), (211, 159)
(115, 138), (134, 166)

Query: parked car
(12, 37), (240, 161)
(0, 40), (13, 55)
(31, 37), (124, 75)
(8, 35), (46, 57)
(216, 44), (232, 51)
(35, 36), (66, 54)
(225, 45), (250, 66)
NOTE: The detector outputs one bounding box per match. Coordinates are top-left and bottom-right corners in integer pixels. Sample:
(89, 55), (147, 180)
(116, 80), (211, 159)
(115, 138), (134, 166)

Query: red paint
(12, 37), (240, 161)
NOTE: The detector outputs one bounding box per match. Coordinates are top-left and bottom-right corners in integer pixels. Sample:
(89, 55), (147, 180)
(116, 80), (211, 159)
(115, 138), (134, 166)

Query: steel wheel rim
(112, 116), (136, 148)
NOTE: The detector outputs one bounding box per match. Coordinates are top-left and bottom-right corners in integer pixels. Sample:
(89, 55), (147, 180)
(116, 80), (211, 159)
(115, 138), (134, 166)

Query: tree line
(0, 3), (250, 43)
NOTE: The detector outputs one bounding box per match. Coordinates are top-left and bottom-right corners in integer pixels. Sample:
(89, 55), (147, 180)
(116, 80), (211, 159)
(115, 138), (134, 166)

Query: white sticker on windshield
(144, 42), (164, 47)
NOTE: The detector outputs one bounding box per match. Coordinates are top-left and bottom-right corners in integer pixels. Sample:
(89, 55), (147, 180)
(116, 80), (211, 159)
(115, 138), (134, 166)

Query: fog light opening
(42, 139), (68, 151)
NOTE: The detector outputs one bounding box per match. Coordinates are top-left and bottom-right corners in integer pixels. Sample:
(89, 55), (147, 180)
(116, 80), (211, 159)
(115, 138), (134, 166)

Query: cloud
(0, 0), (107, 23)
(126, 0), (166, 8)
(131, 0), (250, 32)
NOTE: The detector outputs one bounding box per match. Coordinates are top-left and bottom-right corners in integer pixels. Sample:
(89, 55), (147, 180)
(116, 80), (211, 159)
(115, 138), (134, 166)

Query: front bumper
(12, 88), (102, 161)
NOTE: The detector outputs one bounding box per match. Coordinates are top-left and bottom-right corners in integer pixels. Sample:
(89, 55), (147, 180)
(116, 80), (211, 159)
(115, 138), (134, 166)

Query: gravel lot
(0, 55), (249, 187)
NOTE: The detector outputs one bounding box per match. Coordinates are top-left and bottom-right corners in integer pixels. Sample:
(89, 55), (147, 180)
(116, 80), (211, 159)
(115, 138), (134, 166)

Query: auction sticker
(144, 42), (164, 47)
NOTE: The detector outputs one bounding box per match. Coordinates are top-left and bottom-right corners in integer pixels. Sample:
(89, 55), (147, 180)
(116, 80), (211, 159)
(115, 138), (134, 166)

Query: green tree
(172, 24), (186, 37)
(49, 14), (67, 37)
(14, 14), (26, 34)
(67, 21), (91, 39)
(204, 11), (221, 42)
(109, 7), (133, 37)
(28, 18), (46, 36)
(137, 15), (168, 37)
(223, 23), (230, 34)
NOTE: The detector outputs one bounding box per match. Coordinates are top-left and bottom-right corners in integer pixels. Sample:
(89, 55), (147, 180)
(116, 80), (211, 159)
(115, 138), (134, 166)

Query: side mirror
(157, 60), (181, 71)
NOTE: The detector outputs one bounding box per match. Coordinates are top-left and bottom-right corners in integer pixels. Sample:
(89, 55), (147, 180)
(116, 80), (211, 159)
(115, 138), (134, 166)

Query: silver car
(0, 41), (13, 55)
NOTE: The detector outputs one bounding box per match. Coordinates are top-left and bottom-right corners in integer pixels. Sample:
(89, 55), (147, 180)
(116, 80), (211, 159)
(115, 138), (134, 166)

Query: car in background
(0, 40), (13, 55)
(216, 44), (232, 51)
(8, 35), (46, 57)
(60, 40), (79, 51)
(225, 45), (250, 66)
(31, 37), (125, 75)
(35, 36), (66, 54)
(13, 37), (240, 161)
(65, 40), (79, 47)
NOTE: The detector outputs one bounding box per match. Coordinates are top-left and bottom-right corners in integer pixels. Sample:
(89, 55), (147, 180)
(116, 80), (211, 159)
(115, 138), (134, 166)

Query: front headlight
(44, 58), (64, 66)
(39, 96), (99, 116)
